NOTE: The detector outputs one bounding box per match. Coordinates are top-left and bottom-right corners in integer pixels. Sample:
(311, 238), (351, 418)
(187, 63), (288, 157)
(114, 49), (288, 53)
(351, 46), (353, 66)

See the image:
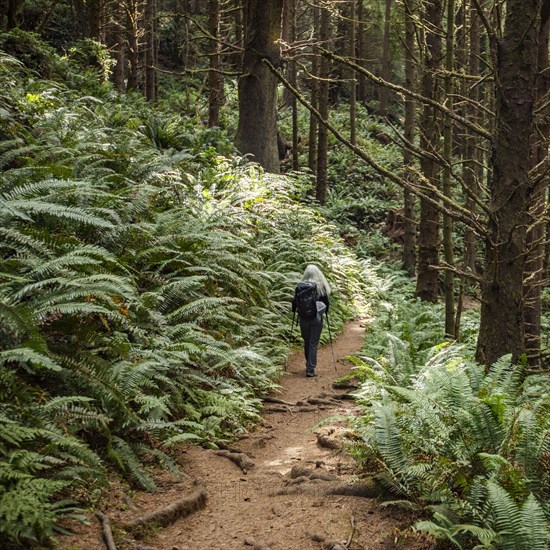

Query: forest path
(65, 320), (432, 550)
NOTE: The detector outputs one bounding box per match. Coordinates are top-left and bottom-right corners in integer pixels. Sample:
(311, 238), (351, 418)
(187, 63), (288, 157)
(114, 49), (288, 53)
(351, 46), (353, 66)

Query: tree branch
(263, 58), (488, 238)
(322, 48), (493, 142)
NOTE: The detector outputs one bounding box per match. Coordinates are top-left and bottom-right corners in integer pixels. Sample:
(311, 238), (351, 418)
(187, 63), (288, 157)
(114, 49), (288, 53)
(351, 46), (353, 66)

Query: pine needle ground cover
(349, 268), (550, 550)
(0, 46), (371, 546)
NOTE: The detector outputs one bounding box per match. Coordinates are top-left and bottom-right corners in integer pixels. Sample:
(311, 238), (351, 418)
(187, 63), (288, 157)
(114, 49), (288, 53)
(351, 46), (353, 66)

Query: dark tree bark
(233, 0), (244, 70)
(476, 0), (544, 366)
(6, 0), (19, 29)
(524, 2), (550, 366)
(208, 0), (224, 125)
(378, 0), (392, 115)
(288, 0), (299, 170)
(308, 3), (320, 180)
(415, 0), (443, 302)
(126, 0), (142, 92)
(108, 0), (127, 92)
(235, 0), (284, 173)
(357, 0), (367, 102)
(402, 0), (417, 275)
(349, 0), (357, 146)
(315, 3), (331, 204)
(463, 2), (482, 276)
(144, 0), (158, 101)
(87, 0), (101, 39)
(442, 0), (456, 338)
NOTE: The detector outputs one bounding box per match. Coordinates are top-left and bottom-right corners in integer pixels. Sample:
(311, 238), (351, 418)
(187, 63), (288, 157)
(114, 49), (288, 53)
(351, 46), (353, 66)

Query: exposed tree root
(123, 484), (206, 537)
(325, 479), (382, 498)
(307, 397), (337, 406)
(214, 449), (255, 473)
(263, 405), (292, 413)
(262, 396), (297, 406)
(96, 512), (117, 550)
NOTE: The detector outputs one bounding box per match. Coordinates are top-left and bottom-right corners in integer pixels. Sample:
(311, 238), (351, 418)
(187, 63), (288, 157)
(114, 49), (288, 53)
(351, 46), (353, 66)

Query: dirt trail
(65, 320), (433, 550)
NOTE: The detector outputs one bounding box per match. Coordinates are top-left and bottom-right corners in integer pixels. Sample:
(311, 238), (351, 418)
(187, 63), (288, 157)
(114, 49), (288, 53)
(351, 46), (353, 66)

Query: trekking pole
(325, 311), (338, 373)
(285, 311), (296, 371)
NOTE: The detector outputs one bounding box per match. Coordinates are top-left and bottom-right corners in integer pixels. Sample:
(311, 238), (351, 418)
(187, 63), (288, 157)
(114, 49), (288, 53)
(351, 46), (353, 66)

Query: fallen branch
(345, 515), (356, 549)
(123, 485), (206, 536)
(214, 450), (255, 473)
(96, 512), (117, 550)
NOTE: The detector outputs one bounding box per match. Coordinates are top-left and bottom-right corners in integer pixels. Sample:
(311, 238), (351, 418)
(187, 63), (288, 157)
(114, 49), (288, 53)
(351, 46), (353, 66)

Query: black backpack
(295, 280), (318, 319)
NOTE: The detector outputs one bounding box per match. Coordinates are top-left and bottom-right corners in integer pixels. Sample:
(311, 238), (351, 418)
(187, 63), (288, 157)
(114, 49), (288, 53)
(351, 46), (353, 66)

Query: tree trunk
(316, 3), (331, 204)
(144, 0), (158, 102)
(402, 0), (417, 275)
(109, 0), (127, 92)
(415, 0), (443, 302)
(235, 0), (284, 173)
(524, 2), (550, 366)
(88, 0), (101, 40)
(307, 3), (320, 179)
(463, 2), (482, 276)
(126, 0), (142, 92)
(349, 0), (357, 146)
(476, 0), (543, 366)
(208, 0), (224, 126)
(289, 0), (299, 170)
(233, 0), (244, 70)
(442, 0), (456, 338)
(6, 0), (18, 29)
(378, 0), (392, 115)
(357, 0), (367, 102)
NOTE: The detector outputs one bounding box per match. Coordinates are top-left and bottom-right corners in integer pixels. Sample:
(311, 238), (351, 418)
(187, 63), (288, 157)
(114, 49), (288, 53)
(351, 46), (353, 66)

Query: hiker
(292, 264), (331, 377)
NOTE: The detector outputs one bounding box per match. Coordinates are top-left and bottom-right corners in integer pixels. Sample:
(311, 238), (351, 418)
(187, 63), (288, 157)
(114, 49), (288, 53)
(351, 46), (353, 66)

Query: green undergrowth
(0, 44), (372, 546)
(349, 264), (550, 550)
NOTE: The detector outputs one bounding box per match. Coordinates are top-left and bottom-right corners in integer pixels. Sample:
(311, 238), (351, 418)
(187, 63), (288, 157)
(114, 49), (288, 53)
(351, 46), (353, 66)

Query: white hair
(302, 264), (331, 296)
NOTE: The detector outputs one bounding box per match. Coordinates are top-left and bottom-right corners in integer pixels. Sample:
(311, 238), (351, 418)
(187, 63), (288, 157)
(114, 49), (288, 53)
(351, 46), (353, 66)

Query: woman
(292, 264), (331, 377)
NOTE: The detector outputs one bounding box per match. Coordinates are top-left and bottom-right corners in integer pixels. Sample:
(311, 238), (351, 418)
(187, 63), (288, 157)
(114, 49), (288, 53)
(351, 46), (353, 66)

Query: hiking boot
(306, 370), (317, 378)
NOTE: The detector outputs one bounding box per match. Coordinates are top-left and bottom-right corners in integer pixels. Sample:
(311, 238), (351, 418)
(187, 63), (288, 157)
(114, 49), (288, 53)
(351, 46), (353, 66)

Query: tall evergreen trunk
(415, 0), (443, 302)
(144, 0), (158, 102)
(233, 0), (244, 70)
(402, 0), (417, 275)
(307, 4), (320, 181)
(316, 4), (331, 204)
(349, 0), (357, 146)
(88, 0), (101, 40)
(208, 0), (224, 126)
(442, 0), (456, 337)
(524, 3), (550, 366)
(357, 0), (367, 102)
(126, 0), (141, 92)
(289, 0), (299, 170)
(378, 0), (392, 115)
(463, 2), (482, 275)
(236, 0), (284, 173)
(109, 1), (127, 92)
(6, 0), (18, 29)
(476, 0), (543, 366)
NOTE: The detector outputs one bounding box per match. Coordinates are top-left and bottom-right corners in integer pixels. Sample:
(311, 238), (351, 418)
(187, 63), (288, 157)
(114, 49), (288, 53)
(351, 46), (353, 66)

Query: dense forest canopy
(0, 0), (549, 548)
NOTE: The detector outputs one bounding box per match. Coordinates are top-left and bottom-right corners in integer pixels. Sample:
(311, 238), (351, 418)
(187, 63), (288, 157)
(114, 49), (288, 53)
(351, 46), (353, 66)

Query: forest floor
(62, 320), (436, 550)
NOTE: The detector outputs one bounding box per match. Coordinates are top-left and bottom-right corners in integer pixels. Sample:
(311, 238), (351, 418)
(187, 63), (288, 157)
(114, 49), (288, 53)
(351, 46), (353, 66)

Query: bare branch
(321, 48), (493, 142)
(263, 58), (488, 238)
